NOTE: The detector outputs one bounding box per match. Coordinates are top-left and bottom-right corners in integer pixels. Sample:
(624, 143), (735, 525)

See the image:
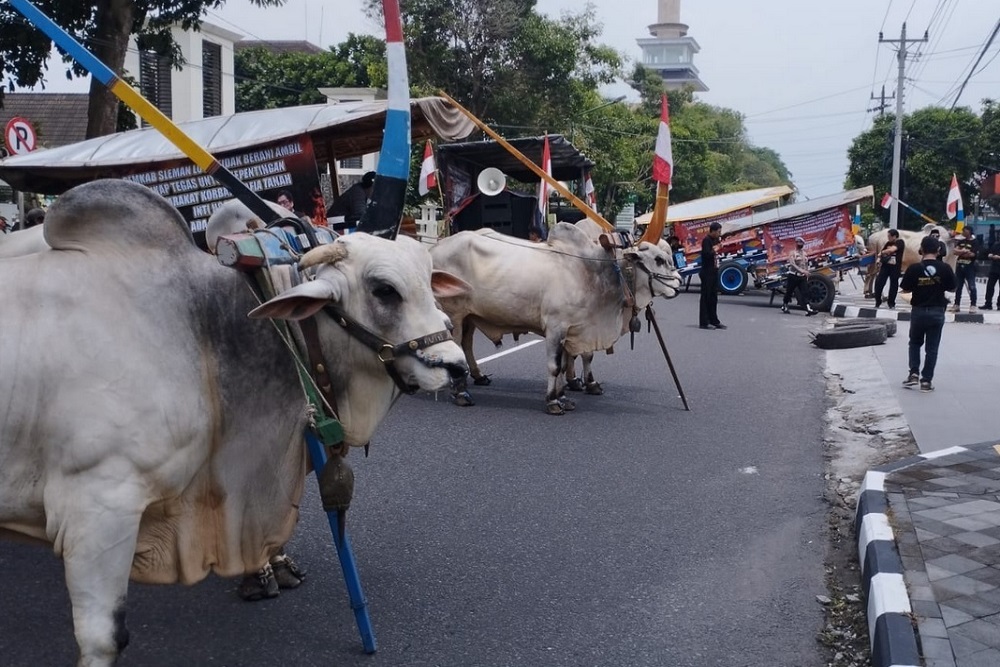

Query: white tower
(637, 0), (707, 91)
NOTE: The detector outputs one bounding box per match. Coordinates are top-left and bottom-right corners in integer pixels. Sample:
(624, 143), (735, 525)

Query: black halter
(322, 304), (456, 394)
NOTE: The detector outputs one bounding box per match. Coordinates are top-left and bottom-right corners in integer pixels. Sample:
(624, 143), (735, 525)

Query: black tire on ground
(832, 319), (897, 337)
(805, 273), (836, 312)
(811, 325), (888, 349)
(717, 261), (749, 295)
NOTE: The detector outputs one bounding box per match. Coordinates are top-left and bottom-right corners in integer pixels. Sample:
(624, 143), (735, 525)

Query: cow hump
(44, 179), (195, 252)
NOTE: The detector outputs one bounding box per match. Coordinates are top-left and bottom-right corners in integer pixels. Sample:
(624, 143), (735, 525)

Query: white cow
(0, 179), (469, 666)
(563, 224), (679, 395)
(0, 224), (47, 258)
(430, 223), (681, 414)
(863, 223), (955, 296)
(206, 198), (305, 253)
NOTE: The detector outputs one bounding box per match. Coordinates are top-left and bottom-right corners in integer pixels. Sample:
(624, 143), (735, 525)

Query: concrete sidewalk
(842, 298), (1000, 667)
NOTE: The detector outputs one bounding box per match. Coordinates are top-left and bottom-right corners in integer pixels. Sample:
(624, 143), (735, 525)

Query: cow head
(623, 241), (682, 304)
(248, 234), (470, 445)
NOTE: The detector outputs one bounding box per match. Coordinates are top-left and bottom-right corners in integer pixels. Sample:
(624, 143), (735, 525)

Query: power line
(950, 18), (1000, 109)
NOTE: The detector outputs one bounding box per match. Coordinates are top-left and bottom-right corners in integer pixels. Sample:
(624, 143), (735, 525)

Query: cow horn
(300, 242), (349, 268)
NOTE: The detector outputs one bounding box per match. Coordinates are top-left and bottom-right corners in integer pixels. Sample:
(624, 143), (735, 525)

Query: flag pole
(438, 90), (615, 232)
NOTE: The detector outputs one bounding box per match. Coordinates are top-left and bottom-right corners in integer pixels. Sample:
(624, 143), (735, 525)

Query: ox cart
(664, 186), (875, 312)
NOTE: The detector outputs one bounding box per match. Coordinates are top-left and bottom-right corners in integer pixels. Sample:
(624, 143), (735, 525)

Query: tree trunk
(85, 0), (135, 139)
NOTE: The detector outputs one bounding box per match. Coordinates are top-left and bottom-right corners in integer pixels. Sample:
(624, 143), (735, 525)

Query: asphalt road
(0, 289), (831, 667)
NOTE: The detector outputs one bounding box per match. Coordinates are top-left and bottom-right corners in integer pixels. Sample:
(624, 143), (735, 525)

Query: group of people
(0, 208), (45, 233)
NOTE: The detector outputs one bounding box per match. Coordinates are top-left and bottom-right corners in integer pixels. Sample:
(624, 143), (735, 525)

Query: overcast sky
(39, 0), (1000, 200)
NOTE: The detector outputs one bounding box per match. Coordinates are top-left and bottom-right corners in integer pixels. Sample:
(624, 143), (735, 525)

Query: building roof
(0, 97), (476, 194)
(234, 40), (325, 54)
(0, 93), (89, 150)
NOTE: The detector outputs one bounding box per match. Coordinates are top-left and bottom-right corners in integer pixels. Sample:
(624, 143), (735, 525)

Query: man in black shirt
(698, 221), (726, 330)
(950, 226), (980, 313)
(899, 235), (957, 392)
(981, 238), (1000, 310)
(873, 228), (905, 309)
(327, 171), (376, 231)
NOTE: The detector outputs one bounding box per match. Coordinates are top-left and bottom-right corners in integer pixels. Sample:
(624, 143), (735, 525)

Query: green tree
(234, 36), (385, 112)
(846, 106), (981, 229)
(0, 0), (283, 138)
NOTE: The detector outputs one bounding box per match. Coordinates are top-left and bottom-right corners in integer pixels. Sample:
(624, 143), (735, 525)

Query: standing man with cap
(900, 235), (956, 392)
(699, 221), (726, 330)
(781, 236), (818, 315)
(873, 228), (905, 309)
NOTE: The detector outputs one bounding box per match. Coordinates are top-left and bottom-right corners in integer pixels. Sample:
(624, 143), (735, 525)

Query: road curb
(831, 301), (1000, 324)
(855, 443), (999, 667)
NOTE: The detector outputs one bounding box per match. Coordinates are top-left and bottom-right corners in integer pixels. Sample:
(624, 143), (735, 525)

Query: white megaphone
(477, 167), (507, 197)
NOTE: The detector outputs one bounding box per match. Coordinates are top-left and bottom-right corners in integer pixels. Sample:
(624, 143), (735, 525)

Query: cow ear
(431, 270), (472, 298)
(249, 279), (340, 320)
(598, 234), (614, 250)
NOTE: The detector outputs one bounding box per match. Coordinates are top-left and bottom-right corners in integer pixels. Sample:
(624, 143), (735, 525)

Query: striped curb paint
(855, 443), (994, 667)
(831, 301), (1000, 324)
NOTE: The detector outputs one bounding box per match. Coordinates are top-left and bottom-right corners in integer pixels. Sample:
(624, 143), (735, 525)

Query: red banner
(675, 206), (754, 255)
(761, 206), (853, 264)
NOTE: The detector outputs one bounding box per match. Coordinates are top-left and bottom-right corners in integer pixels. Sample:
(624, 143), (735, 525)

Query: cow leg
(451, 319), (476, 406)
(580, 352), (604, 395)
(564, 354), (585, 392)
(544, 335), (575, 414)
(49, 479), (143, 667)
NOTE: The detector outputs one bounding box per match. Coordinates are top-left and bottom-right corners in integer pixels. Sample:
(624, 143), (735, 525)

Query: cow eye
(655, 256), (666, 267)
(372, 283), (401, 302)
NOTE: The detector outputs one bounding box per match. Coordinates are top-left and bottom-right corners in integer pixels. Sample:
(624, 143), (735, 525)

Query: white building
(636, 0), (708, 92)
(319, 87), (382, 192)
(123, 21), (242, 123)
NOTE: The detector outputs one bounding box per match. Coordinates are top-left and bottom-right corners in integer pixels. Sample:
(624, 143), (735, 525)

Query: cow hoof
(239, 563), (280, 601)
(271, 554), (306, 589)
(473, 375), (492, 386)
(453, 391), (475, 407)
(545, 400), (566, 415)
(566, 378), (585, 392)
(557, 396), (577, 411)
(584, 381), (604, 395)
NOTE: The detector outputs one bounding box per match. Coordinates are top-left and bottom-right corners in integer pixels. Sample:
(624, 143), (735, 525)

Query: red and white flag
(418, 139), (437, 196)
(652, 94), (673, 189)
(584, 171), (596, 209)
(880, 193), (893, 209)
(532, 134), (552, 240)
(946, 173), (964, 221)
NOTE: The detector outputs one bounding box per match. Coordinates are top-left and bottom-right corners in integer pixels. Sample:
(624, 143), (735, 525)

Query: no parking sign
(4, 117), (37, 155)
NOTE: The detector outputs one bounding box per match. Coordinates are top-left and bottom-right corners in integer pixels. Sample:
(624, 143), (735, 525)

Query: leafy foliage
(234, 36), (385, 111)
(846, 105), (984, 229)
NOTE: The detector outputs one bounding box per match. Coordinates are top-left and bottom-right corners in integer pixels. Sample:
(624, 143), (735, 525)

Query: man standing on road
(900, 235), (957, 393)
(781, 236), (819, 316)
(950, 226), (980, 313)
(873, 228), (905, 309)
(699, 222), (726, 330)
(981, 237), (1000, 310)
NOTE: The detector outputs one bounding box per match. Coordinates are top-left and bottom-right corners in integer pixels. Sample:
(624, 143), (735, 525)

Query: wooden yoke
(438, 91), (615, 233)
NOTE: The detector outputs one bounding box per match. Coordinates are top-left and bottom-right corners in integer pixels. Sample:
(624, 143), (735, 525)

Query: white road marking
(739, 466), (759, 475)
(477, 338), (544, 364)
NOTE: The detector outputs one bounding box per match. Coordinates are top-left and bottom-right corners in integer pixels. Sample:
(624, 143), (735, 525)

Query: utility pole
(879, 23), (927, 229)
(868, 85), (895, 116)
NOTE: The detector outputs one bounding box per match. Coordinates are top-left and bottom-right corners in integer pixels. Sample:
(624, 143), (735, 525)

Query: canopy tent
(634, 185), (794, 226)
(0, 97), (475, 194)
(437, 135), (595, 184)
(719, 186), (873, 236)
